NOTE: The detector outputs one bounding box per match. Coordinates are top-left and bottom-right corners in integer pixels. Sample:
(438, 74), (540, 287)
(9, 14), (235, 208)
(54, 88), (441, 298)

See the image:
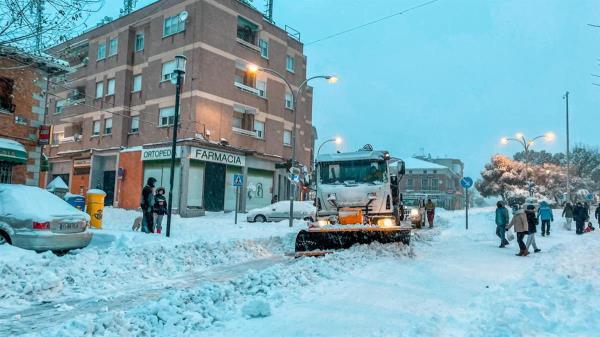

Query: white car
(246, 200), (316, 223)
(0, 184), (93, 253)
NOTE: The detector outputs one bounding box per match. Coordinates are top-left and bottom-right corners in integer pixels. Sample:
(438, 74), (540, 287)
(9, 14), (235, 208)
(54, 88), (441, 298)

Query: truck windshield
(319, 160), (388, 184)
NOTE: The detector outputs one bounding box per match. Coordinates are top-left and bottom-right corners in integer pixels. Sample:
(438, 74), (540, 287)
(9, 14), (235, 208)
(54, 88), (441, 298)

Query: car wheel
(254, 215), (267, 223)
(0, 231), (11, 245)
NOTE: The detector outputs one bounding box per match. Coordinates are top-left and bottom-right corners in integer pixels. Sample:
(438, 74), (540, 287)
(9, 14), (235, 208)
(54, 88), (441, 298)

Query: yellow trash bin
(86, 189), (106, 229)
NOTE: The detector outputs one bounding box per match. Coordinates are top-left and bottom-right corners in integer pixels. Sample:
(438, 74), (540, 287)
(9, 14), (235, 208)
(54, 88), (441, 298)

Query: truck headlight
(377, 218), (395, 227)
(410, 209), (419, 217)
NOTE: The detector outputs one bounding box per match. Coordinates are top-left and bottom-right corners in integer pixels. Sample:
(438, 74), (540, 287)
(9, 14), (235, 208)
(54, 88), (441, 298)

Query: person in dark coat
(562, 202), (574, 231)
(595, 203), (600, 225)
(154, 187), (168, 234)
(525, 205), (541, 253)
(495, 201), (510, 247)
(141, 177), (156, 233)
(573, 202), (587, 235)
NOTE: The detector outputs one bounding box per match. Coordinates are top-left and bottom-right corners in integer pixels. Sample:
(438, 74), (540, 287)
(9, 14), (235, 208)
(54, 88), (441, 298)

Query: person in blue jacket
(495, 201), (510, 247)
(538, 201), (554, 236)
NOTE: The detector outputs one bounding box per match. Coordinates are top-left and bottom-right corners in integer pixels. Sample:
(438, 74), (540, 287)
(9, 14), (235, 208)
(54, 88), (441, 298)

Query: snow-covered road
(2, 207), (599, 337)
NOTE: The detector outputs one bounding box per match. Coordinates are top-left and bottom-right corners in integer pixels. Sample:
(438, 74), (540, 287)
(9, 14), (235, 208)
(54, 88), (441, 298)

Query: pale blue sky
(93, 0), (600, 177)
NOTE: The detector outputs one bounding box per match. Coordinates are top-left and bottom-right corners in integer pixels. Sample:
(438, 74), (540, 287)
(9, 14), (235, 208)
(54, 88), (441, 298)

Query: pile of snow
(242, 299), (271, 318)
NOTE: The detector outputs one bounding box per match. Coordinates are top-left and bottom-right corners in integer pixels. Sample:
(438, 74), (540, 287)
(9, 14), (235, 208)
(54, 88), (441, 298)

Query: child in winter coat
(153, 187), (168, 234)
(525, 205), (541, 253)
(506, 205), (530, 256)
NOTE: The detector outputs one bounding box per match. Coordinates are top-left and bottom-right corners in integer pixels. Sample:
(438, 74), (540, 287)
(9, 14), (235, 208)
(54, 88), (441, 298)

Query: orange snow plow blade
(294, 226), (411, 253)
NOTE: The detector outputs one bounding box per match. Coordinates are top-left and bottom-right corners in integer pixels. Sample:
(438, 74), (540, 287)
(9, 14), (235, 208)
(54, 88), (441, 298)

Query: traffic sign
(233, 174), (244, 187)
(460, 177), (473, 189)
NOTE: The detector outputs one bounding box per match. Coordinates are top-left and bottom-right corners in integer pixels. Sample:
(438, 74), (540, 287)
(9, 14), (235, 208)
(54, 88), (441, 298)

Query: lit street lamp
(500, 132), (556, 196)
(165, 54), (187, 238)
(314, 137), (342, 217)
(247, 64), (337, 227)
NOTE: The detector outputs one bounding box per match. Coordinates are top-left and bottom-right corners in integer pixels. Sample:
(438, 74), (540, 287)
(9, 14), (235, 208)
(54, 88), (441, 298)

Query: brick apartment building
(399, 157), (465, 210)
(0, 47), (69, 186)
(46, 0), (314, 215)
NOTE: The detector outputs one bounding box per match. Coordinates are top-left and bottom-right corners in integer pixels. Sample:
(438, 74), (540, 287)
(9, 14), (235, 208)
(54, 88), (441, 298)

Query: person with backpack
(562, 202), (574, 231)
(153, 187), (168, 234)
(538, 201), (554, 236)
(506, 205), (530, 256)
(140, 177), (156, 233)
(526, 204), (541, 253)
(495, 201), (510, 248)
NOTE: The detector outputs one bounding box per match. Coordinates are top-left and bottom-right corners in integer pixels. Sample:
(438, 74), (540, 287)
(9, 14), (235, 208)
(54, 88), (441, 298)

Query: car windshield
(319, 160), (388, 184)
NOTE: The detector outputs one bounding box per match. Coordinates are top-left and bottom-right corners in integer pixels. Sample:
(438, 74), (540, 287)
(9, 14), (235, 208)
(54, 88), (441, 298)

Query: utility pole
(264, 0), (274, 22)
(34, 0), (44, 52)
(564, 91), (571, 202)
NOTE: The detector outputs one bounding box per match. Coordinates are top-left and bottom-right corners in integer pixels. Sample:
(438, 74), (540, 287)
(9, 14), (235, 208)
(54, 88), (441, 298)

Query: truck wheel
(0, 231), (11, 245)
(254, 215), (267, 223)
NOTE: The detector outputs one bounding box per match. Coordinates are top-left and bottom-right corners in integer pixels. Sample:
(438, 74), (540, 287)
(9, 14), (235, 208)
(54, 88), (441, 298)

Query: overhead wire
(305, 0), (443, 46)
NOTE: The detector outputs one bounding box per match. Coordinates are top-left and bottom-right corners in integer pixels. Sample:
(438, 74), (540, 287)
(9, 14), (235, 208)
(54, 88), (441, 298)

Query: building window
(161, 60), (176, 82)
(232, 105), (255, 132)
(0, 162), (12, 184)
(104, 118), (112, 134)
(236, 16), (258, 45)
(92, 120), (100, 136)
(132, 74), (142, 92)
(108, 38), (118, 56)
(259, 39), (269, 58)
(421, 178), (429, 190)
(284, 92), (293, 109)
(163, 15), (185, 37)
(0, 77), (14, 112)
(234, 67), (256, 88)
(135, 32), (144, 51)
(256, 80), (266, 97)
(159, 106), (175, 126)
(283, 129), (292, 146)
(407, 178), (413, 190)
(431, 178), (439, 191)
(97, 41), (106, 60)
(130, 116), (140, 133)
(286, 55), (295, 73)
(95, 82), (104, 98)
(254, 120), (265, 139)
(69, 86), (85, 103)
(55, 99), (66, 114)
(107, 78), (116, 96)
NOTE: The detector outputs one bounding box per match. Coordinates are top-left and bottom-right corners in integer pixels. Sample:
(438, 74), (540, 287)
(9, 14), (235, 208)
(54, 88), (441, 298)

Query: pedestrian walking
(525, 205), (541, 253)
(562, 202), (574, 231)
(573, 202), (587, 235)
(271, 194), (278, 204)
(506, 205), (530, 256)
(425, 199), (435, 228)
(153, 187), (167, 234)
(140, 177), (156, 233)
(595, 203), (600, 226)
(584, 202), (591, 221)
(538, 201), (554, 236)
(495, 201), (510, 248)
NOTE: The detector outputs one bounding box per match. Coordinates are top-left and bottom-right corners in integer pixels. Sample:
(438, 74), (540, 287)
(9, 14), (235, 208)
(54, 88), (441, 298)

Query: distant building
(0, 46), (69, 185)
(399, 157), (465, 210)
(44, 0), (313, 215)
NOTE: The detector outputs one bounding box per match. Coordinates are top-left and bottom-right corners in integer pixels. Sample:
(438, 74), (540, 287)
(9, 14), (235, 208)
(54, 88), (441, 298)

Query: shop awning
(0, 138), (27, 164)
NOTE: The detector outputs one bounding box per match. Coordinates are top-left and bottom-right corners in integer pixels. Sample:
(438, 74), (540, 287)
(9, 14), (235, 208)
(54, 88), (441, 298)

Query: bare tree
(0, 0), (103, 52)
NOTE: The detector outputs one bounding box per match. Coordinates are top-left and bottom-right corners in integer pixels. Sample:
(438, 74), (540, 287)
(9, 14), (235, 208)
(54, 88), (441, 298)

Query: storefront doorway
(203, 162), (226, 211)
(103, 171), (115, 205)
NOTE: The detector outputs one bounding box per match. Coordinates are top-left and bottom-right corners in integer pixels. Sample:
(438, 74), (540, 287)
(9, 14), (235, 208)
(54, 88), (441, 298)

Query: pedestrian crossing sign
(233, 174), (244, 187)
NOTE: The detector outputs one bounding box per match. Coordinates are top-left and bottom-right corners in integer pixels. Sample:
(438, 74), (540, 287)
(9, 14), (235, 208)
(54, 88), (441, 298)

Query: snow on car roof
(0, 184), (90, 222)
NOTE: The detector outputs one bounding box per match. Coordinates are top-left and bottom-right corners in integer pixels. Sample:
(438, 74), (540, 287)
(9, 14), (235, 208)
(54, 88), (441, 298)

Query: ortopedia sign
(190, 147), (245, 166)
(142, 147), (182, 161)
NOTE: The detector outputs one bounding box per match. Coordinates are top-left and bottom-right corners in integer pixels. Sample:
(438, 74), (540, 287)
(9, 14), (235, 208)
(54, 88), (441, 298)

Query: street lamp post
(314, 137), (342, 218)
(165, 55), (187, 238)
(500, 132), (555, 196)
(563, 91), (571, 202)
(248, 64), (337, 227)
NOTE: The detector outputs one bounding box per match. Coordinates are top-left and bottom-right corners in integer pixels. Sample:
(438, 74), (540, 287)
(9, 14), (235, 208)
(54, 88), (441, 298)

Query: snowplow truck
(295, 147), (411, 253)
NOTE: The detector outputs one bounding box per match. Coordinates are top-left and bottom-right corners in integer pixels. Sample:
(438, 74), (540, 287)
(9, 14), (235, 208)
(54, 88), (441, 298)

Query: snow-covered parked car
(0, 184), (92, 253)
(246, 200), (316, 223)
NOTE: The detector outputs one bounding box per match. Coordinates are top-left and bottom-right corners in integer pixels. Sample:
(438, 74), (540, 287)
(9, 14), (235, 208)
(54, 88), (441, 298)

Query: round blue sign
(460, 177), (474, 189)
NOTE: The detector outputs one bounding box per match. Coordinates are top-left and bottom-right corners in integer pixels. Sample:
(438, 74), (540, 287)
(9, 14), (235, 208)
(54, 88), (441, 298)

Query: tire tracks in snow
(0, 255), (292, 336)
